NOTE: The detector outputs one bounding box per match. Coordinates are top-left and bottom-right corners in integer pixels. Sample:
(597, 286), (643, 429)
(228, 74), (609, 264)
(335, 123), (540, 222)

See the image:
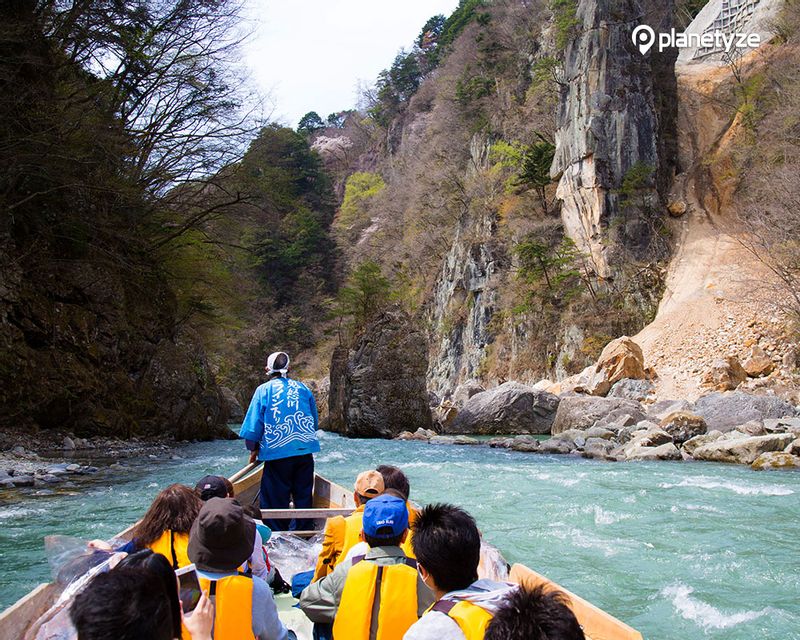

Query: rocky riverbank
(398, 337), (800, 471)
(0, 430), (185, 493)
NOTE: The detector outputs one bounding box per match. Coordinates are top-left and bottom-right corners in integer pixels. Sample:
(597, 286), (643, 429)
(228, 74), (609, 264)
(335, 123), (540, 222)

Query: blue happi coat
(239, 377), (320, 461)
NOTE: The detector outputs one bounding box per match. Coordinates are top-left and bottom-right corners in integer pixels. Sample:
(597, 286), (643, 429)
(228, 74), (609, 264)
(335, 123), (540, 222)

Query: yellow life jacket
(333, 555), (420, 640)
(147, 530), (190, 569)
(341, 510), (364, 560)
(400, 502), (418, 559)
(429, 599), (493, 640)
(197, 574), (255, 640)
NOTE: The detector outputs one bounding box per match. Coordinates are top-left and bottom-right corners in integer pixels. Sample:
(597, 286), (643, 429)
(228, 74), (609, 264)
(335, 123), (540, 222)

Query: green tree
(516, 138), (556, 215)
(335, 261), (393, 330)
(298, 111), (325, 135)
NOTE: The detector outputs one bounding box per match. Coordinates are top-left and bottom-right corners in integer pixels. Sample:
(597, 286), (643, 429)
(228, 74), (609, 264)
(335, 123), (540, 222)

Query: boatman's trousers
(259, 453), (315, 531)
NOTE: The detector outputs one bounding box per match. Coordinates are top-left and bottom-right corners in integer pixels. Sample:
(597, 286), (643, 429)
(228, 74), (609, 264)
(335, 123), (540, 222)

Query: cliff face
(0, 241), (229, 439)
(322, 0), (679, 405)
(552, 0), (678, 278)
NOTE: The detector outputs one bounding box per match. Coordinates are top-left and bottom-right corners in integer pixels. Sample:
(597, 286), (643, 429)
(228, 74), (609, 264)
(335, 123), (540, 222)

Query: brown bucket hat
(188, 497), (255, 572)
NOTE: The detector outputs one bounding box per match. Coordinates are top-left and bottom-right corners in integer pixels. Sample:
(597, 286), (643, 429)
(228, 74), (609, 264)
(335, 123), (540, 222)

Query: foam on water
(660, 477), (794, 496)
(660, 583), (774, 630)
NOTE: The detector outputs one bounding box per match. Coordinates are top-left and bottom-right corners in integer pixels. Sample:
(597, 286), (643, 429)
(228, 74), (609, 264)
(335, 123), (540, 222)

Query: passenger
(194, 475), (271, 583)
(299, 494), (434, 640)
(312, 470), (384, 580)
(195, 474), (234, 501)
(90, 484), (202, 569)
(483, 585), (585, 640)
(340, 488), (406, 565)
(70, 565), (214, 640)
(403, 504), (515, 640)
(188, 497), (294, 640)
(117, 550), (183, 639)
(376, 465), (418, 559)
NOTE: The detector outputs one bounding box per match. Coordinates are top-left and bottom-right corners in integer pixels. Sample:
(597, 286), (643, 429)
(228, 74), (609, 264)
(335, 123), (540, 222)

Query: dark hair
(484, 585), (585, 640)
(118, 550), (181, 639)
(376, 465), (410, 500)
(411, 503), (480, 593)
(364, 525), (405, 548)
(132, 484), (203, 547)
(71, 567), (173, 640)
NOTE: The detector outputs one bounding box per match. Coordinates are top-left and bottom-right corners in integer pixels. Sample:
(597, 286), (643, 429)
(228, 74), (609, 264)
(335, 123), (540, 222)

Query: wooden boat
(0, 462), (642, 640)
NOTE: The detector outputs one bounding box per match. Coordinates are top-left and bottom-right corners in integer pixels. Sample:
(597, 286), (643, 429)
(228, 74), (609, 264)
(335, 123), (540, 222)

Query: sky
(243, 0), (460, 128)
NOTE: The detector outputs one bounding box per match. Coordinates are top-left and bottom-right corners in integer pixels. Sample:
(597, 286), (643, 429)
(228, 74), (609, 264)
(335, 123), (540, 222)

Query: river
(0, 432), (798, 639)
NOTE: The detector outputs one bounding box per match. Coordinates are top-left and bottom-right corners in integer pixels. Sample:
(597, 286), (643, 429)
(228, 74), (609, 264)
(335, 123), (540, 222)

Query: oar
(229, 461), (260, 484)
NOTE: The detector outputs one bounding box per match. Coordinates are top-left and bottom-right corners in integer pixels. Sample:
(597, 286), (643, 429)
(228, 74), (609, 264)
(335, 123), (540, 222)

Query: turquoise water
(1, 432), (798, 639)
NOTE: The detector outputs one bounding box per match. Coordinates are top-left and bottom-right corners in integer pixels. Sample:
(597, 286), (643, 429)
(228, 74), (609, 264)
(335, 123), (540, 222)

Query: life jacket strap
(432, 599), (458, 615)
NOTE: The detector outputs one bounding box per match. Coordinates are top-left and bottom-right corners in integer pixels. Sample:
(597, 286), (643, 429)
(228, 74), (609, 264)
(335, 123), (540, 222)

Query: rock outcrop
(448, 382), (559, 435)
(327, 310), (432, 438)
(691, 433), (796, 465)
(551, 0), (677, 278)
(693, 392), (796, 432)
(551, 396), (646, 434)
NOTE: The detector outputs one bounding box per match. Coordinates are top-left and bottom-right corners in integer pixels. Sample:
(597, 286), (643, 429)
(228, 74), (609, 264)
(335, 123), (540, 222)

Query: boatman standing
(240, 351), (320, 531)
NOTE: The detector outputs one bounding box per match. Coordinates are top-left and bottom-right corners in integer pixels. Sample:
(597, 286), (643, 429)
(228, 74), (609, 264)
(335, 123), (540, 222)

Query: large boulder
(451, 381), (486, 408)
(682, 430), (724, 457)
(751, 452), (800, 470)
(692, 433), (796, 465)
(659, 412), (707, 445)
(701, 357), (747, 391)
(625, 442), (682, 461)
(448, 382), (559, 434)
(596, 336), (647, 384)
(608, 378), (655, 402)
(327, 310), (432, 438)
(693, 392), (796, 432)
(742, 346), (775, 378)
(551, 396), (646, 434)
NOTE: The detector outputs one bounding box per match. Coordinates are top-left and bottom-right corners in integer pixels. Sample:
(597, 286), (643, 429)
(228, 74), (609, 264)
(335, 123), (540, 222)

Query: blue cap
(362, 495), (408, 539)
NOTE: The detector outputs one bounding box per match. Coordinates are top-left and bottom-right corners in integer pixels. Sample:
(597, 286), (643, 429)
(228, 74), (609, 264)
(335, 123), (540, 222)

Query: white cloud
(243, 0), (459, 127)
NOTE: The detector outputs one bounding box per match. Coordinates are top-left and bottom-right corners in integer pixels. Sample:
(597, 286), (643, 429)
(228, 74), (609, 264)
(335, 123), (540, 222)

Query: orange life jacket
(147, 530), (190, 569)
(333, 555), (420, 640)
(197, 574), (255, 640)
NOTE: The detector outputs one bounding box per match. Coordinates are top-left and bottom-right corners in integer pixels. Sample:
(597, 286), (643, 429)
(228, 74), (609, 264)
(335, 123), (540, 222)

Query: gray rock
(327, 310), (433, 438)
(659, 412), (707, 445)
(784, 438), (800, 456)
(692, 433), (796, 465)
(486, 437), (515, 448)
(10, 445), (26, 456)
(429, 436), (457, 445)
(626, 443), (682, 461)
(0, 478), (15, 488)
(647, 399), (694, 421)
(539, 438), (573, 455)
(510, 438), (541, 453)
(551, 396), (646, 434)
(46, 464), (70, 475)
(449, 382), (559, 435)
(12, 475), (35, 487)
(582, 438), (616, 460)
(39, 474), (63, 484)
(737, 420), (767, 436)
(751, 452), (800, 470)
(608, 378), (655, 402)
(66, 464), (81, 472)
(451, 381), (486, 409)
(764, 417), (800, 434)
(585, 426), (615, 440)
(62, 436), (76, 450)
(682, 430), (724, 457)
(694, 392), (796, 432)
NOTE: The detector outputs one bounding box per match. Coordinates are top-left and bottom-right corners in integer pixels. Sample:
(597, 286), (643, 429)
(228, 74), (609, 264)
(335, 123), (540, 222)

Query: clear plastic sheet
(478, 540), (510, 582)
(266, 531), (323, 582)
(26, 537), (126, 640)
